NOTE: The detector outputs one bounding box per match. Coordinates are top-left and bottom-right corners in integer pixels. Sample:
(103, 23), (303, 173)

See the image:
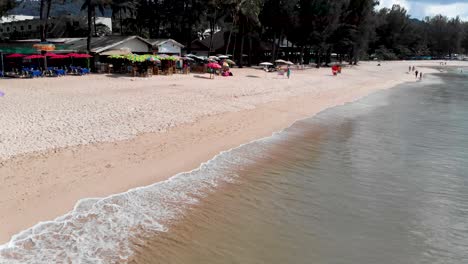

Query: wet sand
(1, 60), (466, 243)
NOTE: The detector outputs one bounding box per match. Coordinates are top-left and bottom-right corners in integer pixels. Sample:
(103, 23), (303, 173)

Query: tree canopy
(2, 1), (468, 63)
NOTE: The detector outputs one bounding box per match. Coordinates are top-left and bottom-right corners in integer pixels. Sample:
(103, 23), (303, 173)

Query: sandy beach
(0, 60), (466, 244)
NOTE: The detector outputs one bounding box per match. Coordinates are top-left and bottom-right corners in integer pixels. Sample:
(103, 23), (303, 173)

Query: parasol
(49, 55), (69, 59)
(6, 53), (25, 58)
(274, 59), (288, 64)
(259, 62), (273, 66)
(23, 55), (45, 59)
(225, 59), (236, 65)
(207, 62), (222, 69)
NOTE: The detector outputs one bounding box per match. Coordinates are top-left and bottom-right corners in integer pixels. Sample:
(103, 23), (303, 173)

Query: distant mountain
(9, 0), (111, 17)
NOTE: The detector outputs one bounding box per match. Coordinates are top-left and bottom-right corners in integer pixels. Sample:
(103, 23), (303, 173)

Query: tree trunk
(119, 9), (123, 35)
(44, 0), (52, 40)
(208, 10), (217, 55)
(271, 31), (277, 62)
(225, 14), (236, 55)
(248, 35), (253, 66)
(39, 0), (45, 41)
(232, 32), (238, 59)
(87, 4), (93, 52)
(299, 46), (304, 65)
(316, 49), (322, 68)
(239, 24), (245, 68)
(93, 10), (97, 36)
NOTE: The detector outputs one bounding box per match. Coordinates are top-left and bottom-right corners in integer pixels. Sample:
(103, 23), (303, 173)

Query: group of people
(409, 66), (423, 80)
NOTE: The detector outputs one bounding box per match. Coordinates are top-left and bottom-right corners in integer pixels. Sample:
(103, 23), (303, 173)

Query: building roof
(148, 38), (184, 48)
(65, 35), (152, 53)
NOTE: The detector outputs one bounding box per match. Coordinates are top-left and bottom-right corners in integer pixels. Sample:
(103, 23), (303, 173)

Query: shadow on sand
(193, 75), (212, 80)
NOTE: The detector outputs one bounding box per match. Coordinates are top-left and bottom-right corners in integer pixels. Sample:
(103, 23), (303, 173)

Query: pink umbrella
(207, 62), (221, 69)
(24, 55), (45, 59)
(44, 52), (58, 57)
(76, 54), (93, 58)
(6, 53), (25, 58)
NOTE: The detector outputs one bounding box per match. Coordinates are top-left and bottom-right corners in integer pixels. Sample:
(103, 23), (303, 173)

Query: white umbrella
(260, 62), (273, 66)
(285, 61), (294, 65)
(275, 59), (288, 64)
(218, 55), (229, 59)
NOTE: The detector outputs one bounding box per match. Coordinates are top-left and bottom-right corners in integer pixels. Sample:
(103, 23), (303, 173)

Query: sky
(377, 0), (468, 21)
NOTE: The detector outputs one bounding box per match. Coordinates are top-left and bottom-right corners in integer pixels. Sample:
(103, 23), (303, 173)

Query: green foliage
(26, 0), (468, 62)
(0, 0), (16, 17)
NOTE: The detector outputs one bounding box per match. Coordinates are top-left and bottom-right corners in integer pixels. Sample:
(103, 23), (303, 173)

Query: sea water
(1, 71), (468, 263)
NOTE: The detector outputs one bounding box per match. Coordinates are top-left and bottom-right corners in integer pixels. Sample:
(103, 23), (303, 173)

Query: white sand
(0, 60), (467, 243)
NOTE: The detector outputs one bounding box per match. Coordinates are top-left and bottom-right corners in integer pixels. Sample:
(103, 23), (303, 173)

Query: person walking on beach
(409, 66), (412, 72)
(412, 66), (415, 72)
(415, 70), (419, 79)
(287, 67), (291, 79)
(419, 72), (423, 80)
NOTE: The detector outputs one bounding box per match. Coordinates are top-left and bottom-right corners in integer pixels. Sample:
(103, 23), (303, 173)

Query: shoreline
(0, 61), (465, 244)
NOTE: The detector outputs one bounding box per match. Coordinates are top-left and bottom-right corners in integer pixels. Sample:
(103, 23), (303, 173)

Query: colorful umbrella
(207, 62), (222, 69)
(6, 53), (25, 58)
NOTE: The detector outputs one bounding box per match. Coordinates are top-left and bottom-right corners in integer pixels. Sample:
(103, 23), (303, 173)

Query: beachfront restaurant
(0, 36), (190, 77)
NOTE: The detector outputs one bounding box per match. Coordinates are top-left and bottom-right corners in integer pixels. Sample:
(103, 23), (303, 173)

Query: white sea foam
(0, 136), (273, 263)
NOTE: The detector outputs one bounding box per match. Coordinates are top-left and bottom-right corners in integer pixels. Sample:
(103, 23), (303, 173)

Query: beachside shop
(0, 36), (189, 76)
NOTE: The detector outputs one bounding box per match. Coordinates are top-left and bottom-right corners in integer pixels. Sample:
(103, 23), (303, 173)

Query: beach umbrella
(147, 56), (161, 63)
(76, 54), (93, 58)
(65, 53), (81, 58)
(275, 59), (288, 64)
(285, 61), (294, 65)
(6, 53), (25, 58)
(49, 55), (69, 59)
(207, 62), (222, 69)
(259, 62), (273, 66)
(225, 59), (236, 65)
(24, 55), (45, 59)
(181, 56), (195, 61)
(218, 55), (229, 59)
(44, 52), (58, 57)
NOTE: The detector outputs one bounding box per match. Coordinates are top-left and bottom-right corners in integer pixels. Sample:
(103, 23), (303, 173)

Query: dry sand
(0, 60), (466, 243)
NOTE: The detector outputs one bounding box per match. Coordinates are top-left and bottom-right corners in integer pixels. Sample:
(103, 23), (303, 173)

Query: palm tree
(81, 0), (110, 52)
(237, 0), (262, 66)
(111, 0), (137, 35)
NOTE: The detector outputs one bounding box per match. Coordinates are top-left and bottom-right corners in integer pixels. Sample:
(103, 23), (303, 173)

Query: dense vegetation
(4, 0), (468, 65)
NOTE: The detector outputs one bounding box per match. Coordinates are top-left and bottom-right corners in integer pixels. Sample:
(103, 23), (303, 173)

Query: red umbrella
(65, 53), (92, 58)
(44, 52), (58, 57)
(6, 53), (25, 58)
(76, 54), (93, 58)
(207, 62), (221, 69)
(24, 55), (45, 59)
(49, 55), (69, 59)
(64, 53), (81, 58)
